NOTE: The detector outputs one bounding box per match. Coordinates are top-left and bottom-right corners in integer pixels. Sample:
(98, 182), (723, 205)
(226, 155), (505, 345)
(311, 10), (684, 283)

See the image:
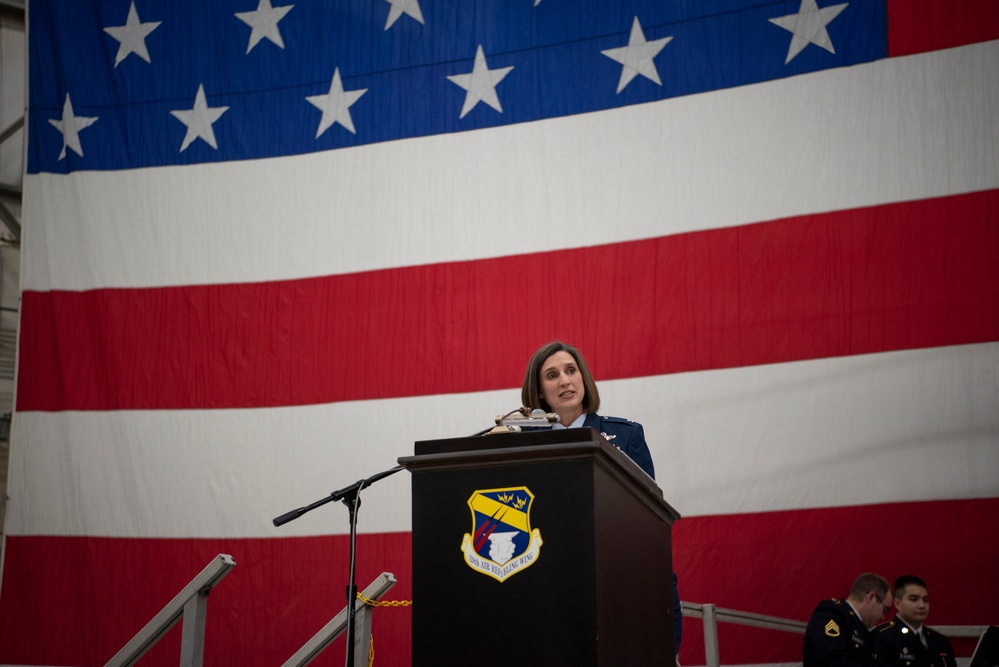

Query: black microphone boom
(271, 463), (404, 667)
(272, 464), (404, 527)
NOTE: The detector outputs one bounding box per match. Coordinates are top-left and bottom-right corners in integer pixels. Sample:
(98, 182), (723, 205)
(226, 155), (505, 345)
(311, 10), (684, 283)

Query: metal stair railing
(933, 625), (994, 638)
(281, 571), (398, 667)
(682, 601), (807, 667)
(104, 553), (236, 667)
(681, 601), (989, 667)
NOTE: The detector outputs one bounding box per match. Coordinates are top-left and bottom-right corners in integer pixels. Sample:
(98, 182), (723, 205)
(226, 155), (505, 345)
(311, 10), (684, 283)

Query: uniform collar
(551, 412), (587, 429)
(845, 599), (864, 624)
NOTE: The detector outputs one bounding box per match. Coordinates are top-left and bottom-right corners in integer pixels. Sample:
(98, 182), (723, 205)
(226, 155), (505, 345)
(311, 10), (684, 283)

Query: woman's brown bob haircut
(521, 341), (601, 415)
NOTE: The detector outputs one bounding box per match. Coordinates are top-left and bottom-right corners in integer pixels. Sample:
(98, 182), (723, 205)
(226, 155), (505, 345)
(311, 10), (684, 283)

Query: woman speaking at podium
(520, 340), (683, 655)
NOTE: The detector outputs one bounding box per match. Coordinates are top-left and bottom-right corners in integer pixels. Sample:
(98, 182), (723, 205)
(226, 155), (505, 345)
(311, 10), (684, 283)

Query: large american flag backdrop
(2, 0), (998, 664)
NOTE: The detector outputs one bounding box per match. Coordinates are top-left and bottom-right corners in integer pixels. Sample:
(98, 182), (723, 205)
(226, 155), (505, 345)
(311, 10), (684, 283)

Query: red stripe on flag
(17, 189), (999, 411)
(888, 0), (999, 57)
(0, 533), (414, 667)
(1, 499), (995, 666)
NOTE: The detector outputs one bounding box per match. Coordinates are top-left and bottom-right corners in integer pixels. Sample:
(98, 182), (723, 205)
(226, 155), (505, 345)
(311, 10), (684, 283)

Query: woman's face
(539, 351), (585, 422)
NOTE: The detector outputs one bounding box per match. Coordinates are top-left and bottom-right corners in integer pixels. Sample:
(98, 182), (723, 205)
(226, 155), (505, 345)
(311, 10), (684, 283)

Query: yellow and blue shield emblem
(460, 486), (543, 582)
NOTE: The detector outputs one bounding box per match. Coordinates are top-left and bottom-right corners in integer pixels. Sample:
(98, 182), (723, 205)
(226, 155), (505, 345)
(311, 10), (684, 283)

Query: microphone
(487, 407), (560, 433)
(470, 408), (561, 436)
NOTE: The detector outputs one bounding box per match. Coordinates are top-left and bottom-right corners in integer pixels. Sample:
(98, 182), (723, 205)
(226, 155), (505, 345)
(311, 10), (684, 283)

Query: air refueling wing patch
(460, 486), (543, 582)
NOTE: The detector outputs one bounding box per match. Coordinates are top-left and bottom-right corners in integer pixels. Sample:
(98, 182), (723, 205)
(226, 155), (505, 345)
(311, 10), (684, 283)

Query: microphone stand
(273, 464), (404, 667)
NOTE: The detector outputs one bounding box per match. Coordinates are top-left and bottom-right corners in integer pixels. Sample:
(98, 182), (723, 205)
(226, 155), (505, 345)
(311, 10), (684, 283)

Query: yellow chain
(355, 594), (411, 666)
(356, 592), (412, 607)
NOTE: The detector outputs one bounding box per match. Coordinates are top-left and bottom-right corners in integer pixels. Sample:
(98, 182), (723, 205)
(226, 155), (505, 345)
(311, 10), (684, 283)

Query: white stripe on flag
(9, 341), (997, 538)
(22, 41), (999, 292)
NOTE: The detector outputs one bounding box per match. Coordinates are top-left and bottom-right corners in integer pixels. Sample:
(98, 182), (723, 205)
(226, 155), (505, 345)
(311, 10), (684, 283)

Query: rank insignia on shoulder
(825, 620), (841, 637)
(601, 416), (632, 425)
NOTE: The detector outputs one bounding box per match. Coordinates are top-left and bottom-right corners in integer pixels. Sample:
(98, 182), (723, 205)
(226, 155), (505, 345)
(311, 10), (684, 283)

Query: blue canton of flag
(29, 0), (887, 174)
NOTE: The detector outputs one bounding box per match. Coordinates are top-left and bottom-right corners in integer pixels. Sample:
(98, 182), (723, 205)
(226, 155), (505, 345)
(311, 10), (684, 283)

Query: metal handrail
(104, 554), (236, 667)
(682, 601), (807, 633)
(933, 625), (993, 638)
(681, 601), (989, 667)
(281, 571), (398, 667)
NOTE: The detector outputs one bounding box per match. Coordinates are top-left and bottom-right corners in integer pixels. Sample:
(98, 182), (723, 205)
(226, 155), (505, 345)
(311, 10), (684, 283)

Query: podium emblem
(460, 486), (543, 582)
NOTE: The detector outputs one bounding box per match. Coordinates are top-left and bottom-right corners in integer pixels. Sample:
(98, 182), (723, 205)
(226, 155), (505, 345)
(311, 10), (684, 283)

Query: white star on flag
(102, 1), (161, 67)
(169, 84), (229, 152)
(601, 16), (674, 94)
(48, 94), (99, 160)
(235, 0), (294, 54)
(447, 44), (514, 119)
(305, 68), (368, 137)
(769, 0), (849, 64)
(384, 0), (424, 30)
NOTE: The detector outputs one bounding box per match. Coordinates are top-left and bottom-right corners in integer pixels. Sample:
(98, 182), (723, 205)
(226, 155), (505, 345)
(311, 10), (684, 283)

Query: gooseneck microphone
(497, 407), (560, 428)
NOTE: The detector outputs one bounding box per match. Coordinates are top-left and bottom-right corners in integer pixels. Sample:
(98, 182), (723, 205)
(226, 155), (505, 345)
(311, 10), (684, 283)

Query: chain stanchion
(353, 595), (411, 666)
(357, 592), (412, 608)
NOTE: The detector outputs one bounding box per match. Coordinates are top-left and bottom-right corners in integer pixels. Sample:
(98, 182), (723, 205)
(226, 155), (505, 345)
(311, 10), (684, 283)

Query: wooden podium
(399, 427), (680, 666)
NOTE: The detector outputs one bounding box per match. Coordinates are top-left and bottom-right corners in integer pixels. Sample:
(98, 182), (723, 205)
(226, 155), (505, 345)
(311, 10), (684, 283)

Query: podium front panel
(404, 430), (675, 666)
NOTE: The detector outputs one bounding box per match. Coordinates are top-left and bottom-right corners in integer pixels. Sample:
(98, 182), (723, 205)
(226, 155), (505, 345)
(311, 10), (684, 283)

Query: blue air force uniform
(804, 598), (875, 667)
(583, 413), (655, 479)
(873, 620), (956, 667)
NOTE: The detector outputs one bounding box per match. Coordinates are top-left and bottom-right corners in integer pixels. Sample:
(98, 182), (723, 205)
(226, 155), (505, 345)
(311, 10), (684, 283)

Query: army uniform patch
(825, 620), (841, 637)
(460, 486), (543, 582)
